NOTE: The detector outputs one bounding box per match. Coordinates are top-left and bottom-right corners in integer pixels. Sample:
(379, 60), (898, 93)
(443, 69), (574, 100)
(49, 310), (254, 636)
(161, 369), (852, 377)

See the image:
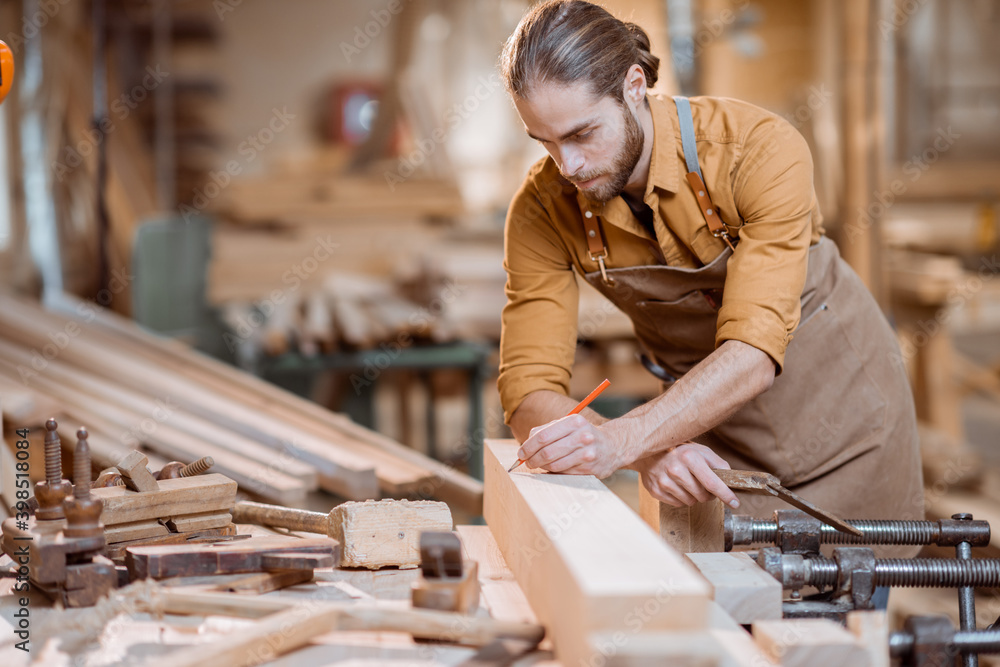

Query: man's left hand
(517, 414), (626, 478)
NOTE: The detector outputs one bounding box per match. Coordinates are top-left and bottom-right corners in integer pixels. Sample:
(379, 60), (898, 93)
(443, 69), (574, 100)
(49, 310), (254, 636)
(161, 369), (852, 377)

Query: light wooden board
(484, 439), (711, 666)
(847, 611), (890, 667)
(686, 552), (783, 624)
(104, 519), (169, 543)
(92, 474), (237, 526)
(752, 618), (868, 667)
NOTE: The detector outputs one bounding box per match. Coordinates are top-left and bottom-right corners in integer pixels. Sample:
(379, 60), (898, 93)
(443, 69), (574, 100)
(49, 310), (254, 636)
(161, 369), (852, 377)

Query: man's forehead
(516, 80), (616, 136)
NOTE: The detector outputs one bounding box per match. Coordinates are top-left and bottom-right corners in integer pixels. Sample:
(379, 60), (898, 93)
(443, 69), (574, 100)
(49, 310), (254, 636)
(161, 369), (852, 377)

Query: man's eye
(577, 131), (593, 140)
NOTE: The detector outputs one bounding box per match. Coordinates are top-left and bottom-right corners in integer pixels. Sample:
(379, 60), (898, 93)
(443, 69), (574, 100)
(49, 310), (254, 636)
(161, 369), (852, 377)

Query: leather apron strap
(582, 96), (737, 283)
(673, 96), (737, 250)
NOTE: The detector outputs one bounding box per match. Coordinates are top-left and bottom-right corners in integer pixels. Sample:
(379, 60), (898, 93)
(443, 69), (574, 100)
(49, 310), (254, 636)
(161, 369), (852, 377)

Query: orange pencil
(507, 378), (611, 473)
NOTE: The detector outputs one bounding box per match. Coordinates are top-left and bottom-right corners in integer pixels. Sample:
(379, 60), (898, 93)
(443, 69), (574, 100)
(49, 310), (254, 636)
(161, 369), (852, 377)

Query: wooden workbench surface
(0, 524), (556, 666)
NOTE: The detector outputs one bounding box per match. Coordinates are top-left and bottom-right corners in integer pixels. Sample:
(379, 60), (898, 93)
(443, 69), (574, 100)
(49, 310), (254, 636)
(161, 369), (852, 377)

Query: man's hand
(517, 414), (626, 478)
(633, 443), (740, 509)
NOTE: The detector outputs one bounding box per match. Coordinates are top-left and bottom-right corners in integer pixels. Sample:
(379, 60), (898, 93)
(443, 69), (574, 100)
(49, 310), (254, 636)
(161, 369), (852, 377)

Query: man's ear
(622, 64), (647, 111)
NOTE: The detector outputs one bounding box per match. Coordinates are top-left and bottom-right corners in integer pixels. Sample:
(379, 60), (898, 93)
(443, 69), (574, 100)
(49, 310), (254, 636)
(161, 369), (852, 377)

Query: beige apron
(582, 234), (923, 520)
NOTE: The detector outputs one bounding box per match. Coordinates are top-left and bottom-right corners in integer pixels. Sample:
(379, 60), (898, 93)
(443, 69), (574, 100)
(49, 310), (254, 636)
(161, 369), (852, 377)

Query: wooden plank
(330, 499), (453, 569)
(126, 536), (338, 580)
(92, 473), (237, 526)
(455, 525), (537, 625)
(484, 439), (711, 666)
(0, 295), (380, 500)
(0, 352), (311, 506)
(165, 511), (233, 533)
(752, 619), (868, 667)
(639, 484), (725, 553)
(686, 552), (783, 624)
(708, 601), (779, 667)
(45, 292), (483, 513)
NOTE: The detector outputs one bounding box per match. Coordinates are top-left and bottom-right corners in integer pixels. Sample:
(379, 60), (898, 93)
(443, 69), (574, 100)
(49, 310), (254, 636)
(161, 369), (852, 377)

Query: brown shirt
(499, 94), (825, 423)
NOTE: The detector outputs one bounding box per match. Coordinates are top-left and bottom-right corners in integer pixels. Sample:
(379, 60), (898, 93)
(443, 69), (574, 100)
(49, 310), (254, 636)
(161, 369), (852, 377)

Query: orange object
(507, 378), (611, 472)
(0, 41), (13, 106)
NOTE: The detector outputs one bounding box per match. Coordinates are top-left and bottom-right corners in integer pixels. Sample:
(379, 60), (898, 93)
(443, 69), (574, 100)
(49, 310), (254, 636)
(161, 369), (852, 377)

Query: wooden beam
(752, 618), (868, 667)
(92, 474), (237, 526)
(686, 552), (783, 624)
(639, 484), (725, 553)
(484, 439), (711, 666)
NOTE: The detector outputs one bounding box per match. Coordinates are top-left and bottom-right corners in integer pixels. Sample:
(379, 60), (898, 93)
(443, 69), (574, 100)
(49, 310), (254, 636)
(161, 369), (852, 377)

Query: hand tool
(411, 531), (480, 614)
(507, 377), (611, 472)
(712, 468), (862, 537)
(1, 422), (117, 607)
(757, 545), (1000, 623)
(725, 509), (991, 554)
(891, 615), (1000, 666)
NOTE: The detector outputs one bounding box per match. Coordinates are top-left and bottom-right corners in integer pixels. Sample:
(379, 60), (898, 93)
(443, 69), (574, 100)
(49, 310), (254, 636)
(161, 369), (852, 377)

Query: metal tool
(725, 509), (991, 553)
(891, 616), (1000, 667)
(507, 378), (611, 473)
(713, 468), (862, 537)
(756, 545), (1000, 621)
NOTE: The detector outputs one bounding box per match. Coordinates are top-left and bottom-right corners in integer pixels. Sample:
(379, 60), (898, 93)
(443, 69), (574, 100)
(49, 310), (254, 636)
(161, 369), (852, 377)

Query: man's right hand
(633, 443), (740, 509)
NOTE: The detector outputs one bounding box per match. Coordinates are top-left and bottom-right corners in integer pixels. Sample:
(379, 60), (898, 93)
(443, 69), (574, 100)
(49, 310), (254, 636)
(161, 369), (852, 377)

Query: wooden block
(686, 552), (783, 624)
(166, 511), (233, 533)
(752, 619), (868, 667)
(104, 519), (170, 543)
(411, 561), (481, 615)
(92, 473), (237, 526)
(104, 525), (238, 562)
(116, 451), (160, 492)
(126, 536), (339, 580)
(640, 483), (725, 553)
(260, 551), (334, 571)
(847, 611), (889, 667)
(707, 602), (779, 666)
(329, 499), (453, 569)
(484, 439), (711, 666)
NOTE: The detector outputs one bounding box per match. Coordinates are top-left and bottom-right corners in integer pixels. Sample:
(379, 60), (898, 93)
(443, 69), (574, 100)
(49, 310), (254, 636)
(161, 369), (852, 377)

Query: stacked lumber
(0, 293), (483, 514)
(209, 148), (464, 227)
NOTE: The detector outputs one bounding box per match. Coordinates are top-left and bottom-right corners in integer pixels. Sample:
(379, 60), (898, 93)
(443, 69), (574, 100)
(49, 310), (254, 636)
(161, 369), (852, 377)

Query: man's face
(515, 79), (644, 203)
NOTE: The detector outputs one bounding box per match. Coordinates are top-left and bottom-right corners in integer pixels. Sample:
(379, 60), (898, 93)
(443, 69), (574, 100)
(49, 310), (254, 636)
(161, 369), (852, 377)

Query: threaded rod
(806, 558), (1000, 589)
(739, 518), (988, 546)
(179, 456), (214, 477)
(44, 418), (62, 484)
(73, 428), (92, 500)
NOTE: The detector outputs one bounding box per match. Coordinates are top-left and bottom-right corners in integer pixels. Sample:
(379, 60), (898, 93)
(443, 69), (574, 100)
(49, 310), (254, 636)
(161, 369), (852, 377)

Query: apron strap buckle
(712, 227), (737, 251)
(589, 249), (614, 285)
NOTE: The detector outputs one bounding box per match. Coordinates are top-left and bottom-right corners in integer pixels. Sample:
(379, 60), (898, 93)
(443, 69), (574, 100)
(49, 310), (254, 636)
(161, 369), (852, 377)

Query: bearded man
(497, 0), (924, 531)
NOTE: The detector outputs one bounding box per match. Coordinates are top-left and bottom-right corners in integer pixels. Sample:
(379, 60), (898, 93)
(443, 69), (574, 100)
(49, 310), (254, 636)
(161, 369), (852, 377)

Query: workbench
(0, 523), (547, 666)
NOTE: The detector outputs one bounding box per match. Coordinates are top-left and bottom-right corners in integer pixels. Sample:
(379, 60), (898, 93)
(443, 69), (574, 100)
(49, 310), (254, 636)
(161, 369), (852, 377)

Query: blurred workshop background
(0, 0), (998, 594)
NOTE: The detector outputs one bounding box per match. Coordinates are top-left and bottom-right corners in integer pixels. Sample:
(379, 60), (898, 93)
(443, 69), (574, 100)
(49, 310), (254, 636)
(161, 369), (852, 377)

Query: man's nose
(560, 145), (585, 176)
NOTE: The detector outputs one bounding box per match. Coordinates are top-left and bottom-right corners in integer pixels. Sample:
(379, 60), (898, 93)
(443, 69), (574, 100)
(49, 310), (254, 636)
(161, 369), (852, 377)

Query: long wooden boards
(483, 439), (711, 666)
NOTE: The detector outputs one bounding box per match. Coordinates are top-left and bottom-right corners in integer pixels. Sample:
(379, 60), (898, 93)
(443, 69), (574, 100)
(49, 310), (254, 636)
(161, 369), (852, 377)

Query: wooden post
(639, 482), (726, 553)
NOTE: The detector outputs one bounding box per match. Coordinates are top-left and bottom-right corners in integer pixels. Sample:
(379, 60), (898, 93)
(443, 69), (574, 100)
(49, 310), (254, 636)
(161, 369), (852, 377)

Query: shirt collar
(646, 94), (681, 195)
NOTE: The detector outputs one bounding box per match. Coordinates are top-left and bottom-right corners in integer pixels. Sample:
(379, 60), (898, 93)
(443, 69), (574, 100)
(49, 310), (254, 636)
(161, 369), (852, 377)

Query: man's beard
(566, 103), (644, 203)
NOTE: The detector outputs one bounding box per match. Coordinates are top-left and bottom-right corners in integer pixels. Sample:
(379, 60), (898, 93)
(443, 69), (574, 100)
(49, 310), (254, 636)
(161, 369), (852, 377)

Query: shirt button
(585, 211), (593, 218)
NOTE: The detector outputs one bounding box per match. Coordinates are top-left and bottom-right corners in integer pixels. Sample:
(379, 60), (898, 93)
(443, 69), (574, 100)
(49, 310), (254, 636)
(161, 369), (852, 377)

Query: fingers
(688, 459), (740, 509)
(519, 414), (588, 461)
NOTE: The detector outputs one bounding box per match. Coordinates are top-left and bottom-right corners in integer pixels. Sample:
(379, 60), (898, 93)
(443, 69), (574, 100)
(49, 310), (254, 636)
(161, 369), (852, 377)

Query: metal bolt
(954, 513), (979, 667)
(179, 456), (214, 477)
(73, 428), (92, 499)
(44, 418), (61, 484)
(800, 557), (1000, 589)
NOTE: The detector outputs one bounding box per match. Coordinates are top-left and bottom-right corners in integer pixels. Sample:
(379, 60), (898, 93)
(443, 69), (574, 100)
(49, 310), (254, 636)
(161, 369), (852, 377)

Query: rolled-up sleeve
(498, 181), (580, 423)
(715, 116), (818, 372)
